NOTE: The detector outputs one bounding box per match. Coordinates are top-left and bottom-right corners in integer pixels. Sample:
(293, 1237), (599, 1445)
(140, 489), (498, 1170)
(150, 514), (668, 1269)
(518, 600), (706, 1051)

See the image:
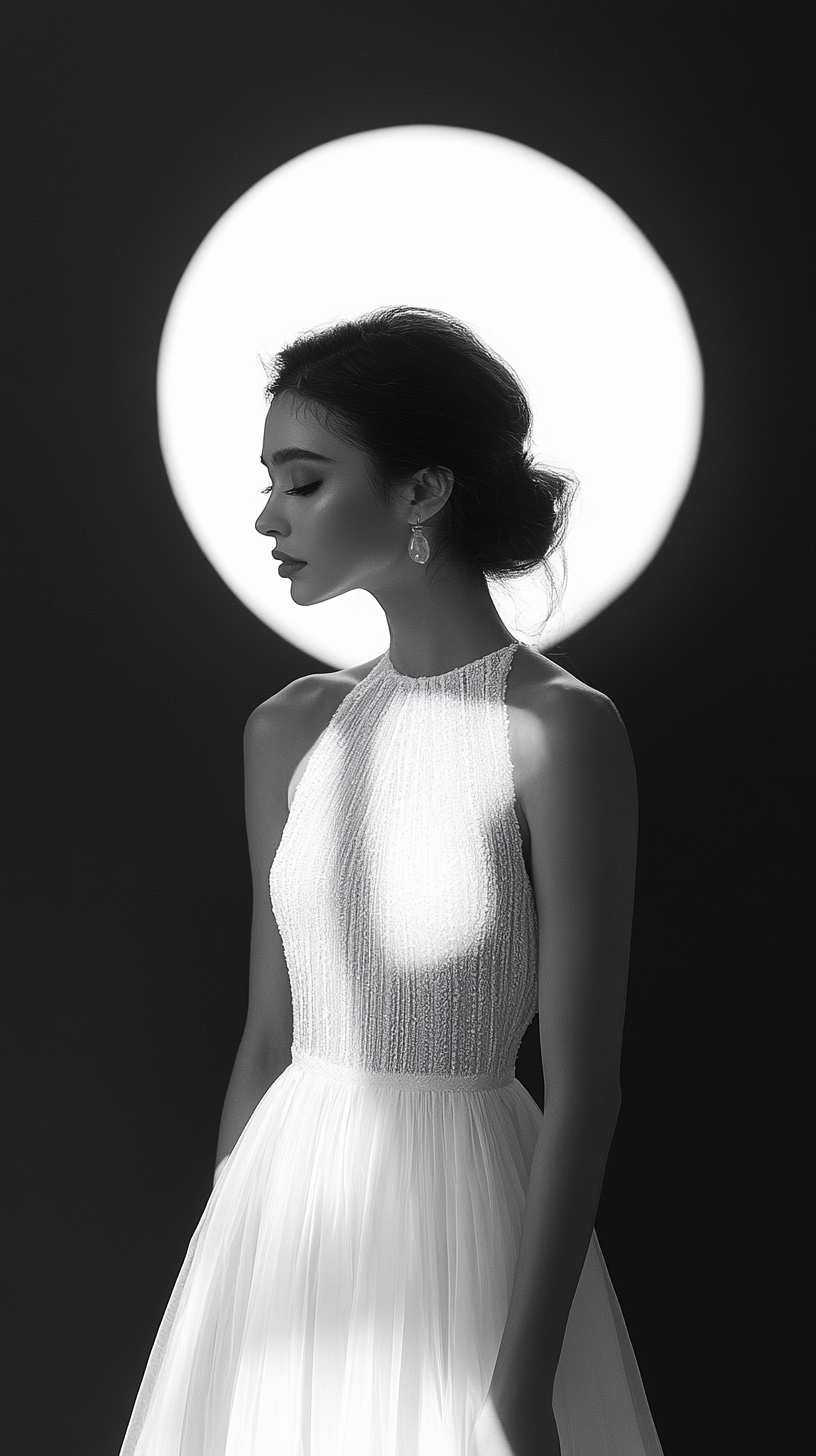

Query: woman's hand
(468, 1393), (561, 1456)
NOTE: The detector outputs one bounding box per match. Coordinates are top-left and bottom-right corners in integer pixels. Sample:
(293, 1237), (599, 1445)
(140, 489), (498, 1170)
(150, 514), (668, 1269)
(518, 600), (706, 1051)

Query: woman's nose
(255, 496), (281, 537)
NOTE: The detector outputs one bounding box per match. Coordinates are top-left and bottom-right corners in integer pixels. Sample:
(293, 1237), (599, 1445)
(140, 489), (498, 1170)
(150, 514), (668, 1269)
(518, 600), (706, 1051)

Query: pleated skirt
(120, 1059), (663, 1455)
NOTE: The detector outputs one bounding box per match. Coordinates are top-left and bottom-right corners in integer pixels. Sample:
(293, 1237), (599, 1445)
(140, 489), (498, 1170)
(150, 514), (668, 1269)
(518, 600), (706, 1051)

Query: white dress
(120, 643), (664, 1455)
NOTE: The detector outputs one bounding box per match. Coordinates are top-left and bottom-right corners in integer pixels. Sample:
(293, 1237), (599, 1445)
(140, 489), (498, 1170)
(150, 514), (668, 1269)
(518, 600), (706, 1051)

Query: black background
(4, 2), (813, 1451)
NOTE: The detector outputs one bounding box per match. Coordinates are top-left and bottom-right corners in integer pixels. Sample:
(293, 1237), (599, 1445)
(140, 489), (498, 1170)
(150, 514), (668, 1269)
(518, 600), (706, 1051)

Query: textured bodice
(269, 643), (538, 1088)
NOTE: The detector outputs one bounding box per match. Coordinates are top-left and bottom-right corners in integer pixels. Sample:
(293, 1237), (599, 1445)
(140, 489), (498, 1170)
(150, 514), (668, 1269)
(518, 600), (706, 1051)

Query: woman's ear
(404, 464), (455, 522)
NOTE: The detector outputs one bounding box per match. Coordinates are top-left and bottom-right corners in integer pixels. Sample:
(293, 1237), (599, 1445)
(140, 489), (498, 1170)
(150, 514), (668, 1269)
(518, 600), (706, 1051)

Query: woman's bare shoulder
(508, 644), (632, 773)
(511, 643), (618, 709)
(245, 654), (384, 755)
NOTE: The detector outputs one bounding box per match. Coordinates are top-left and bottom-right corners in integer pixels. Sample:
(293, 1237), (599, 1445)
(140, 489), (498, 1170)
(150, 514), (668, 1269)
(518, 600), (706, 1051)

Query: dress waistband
(291, 1048), (515, 1092)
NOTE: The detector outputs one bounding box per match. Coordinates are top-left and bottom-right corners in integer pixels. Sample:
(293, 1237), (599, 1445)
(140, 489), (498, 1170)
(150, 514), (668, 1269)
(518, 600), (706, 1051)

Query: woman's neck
(374, 562), (518, 679)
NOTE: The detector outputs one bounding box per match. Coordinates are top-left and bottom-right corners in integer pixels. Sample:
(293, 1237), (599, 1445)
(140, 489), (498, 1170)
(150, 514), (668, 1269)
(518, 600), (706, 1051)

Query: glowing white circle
(158, 125), (703, 664)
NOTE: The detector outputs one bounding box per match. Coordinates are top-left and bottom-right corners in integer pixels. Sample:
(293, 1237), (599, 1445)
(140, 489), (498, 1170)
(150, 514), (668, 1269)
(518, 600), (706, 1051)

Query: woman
(121, 306), (663, 1454)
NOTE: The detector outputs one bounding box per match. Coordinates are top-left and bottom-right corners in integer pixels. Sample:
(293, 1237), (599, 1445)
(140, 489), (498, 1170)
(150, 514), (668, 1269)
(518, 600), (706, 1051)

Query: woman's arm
(483, 681), (638, 1452)
(213, 696), (299, 1181)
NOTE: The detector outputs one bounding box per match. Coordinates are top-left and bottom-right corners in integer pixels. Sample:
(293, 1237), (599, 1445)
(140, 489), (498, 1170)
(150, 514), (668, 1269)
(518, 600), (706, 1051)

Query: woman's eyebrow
(260, 448), (335, 467)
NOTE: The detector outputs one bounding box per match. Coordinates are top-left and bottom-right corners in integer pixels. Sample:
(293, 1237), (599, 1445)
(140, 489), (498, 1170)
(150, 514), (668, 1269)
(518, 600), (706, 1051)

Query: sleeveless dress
(120, 643), (664, 1456)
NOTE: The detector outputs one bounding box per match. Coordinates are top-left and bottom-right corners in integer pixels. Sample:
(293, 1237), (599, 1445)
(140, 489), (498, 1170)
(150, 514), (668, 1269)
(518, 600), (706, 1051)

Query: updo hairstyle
(263, 305), (576, 590)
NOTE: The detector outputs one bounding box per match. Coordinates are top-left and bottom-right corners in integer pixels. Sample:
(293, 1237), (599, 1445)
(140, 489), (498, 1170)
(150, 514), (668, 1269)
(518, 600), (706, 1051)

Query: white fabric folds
(121, 1060), (662, 1455)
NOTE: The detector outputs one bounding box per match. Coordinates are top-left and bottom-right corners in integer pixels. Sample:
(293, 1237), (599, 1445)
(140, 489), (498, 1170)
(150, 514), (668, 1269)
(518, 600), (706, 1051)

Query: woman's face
(256, 391), (414, 603)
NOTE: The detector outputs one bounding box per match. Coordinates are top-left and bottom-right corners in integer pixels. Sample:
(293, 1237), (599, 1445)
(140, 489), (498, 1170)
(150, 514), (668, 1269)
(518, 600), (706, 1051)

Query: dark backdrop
(4, 2), (813, 1452)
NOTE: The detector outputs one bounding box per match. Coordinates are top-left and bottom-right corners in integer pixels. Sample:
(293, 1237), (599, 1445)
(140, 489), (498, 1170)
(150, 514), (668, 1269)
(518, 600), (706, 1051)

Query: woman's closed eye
(261, 481), (323, 497)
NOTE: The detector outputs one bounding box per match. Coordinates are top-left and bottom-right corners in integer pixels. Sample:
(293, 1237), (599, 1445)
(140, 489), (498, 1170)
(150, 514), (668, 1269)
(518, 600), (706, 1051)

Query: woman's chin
(285, 573), (334, 606)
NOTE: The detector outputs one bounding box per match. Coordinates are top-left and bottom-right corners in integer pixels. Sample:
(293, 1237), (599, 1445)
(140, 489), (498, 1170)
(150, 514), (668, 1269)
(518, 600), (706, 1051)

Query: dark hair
(262, 305), (576, 596)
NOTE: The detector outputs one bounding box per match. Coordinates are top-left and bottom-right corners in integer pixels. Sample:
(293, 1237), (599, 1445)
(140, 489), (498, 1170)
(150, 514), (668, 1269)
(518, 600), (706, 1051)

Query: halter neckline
(383, 641), (518, 683)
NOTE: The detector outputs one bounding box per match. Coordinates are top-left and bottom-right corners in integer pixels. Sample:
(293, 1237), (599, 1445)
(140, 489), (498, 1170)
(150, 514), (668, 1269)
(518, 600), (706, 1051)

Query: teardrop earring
(408, 516), (430, 564)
